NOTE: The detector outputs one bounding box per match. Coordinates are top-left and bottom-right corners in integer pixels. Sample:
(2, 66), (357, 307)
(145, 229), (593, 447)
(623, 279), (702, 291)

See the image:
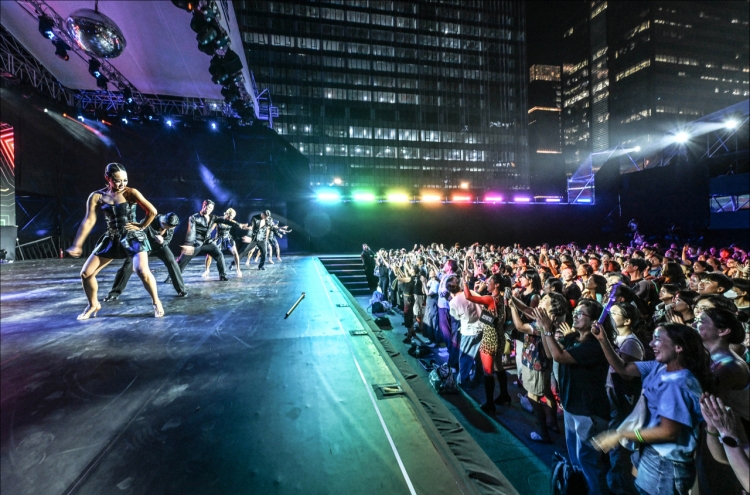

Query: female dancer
(66, 163), (163, 318)
(463, 273), (512, 414)
(203, 208), (242, 278)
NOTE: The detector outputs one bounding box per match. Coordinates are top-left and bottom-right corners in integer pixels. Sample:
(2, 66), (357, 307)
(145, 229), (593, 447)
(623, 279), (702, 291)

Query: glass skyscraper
(236, 0), (528, 193)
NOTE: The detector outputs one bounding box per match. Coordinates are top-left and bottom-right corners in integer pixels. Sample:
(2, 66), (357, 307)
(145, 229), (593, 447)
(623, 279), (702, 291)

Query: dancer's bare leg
(132, 251), (163, 316)
(231, 247), (242, 277)
(78, 254), (112, 319)
(203, 255), (211, 277)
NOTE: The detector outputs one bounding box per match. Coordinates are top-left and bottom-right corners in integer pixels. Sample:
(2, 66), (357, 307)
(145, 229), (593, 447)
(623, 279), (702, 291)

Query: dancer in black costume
(103, 212), (187, 301)
(233, 210), (272, 270)
(174, 200), (247, 281)
(203, 208), (243, 278)
(66, 163), (163, 319)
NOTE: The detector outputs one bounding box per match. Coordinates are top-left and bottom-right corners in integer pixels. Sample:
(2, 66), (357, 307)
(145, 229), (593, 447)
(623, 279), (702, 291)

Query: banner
(0, 122), (15, 226)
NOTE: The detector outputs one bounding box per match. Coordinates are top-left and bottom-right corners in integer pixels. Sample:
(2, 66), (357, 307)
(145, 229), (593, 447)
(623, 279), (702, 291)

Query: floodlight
(633, 146), (641, 152)
(725, 119), (739, 130)
(88, 59), (108, 90)
(333, 177), (342, 185)
(674, 131), (690, 143)
(38, 15), (56, 40)
(52, 39), (70, 60)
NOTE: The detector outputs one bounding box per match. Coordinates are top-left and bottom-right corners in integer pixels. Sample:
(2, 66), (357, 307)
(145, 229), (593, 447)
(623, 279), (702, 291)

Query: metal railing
(15, 235), (98, 261)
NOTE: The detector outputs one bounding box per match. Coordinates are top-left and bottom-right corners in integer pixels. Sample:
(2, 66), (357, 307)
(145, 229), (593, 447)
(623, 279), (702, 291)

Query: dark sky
(525, 1), (588, 66)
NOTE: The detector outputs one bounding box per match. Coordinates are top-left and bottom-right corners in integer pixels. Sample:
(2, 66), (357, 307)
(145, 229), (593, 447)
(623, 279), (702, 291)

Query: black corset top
(101, 202), (137, 234)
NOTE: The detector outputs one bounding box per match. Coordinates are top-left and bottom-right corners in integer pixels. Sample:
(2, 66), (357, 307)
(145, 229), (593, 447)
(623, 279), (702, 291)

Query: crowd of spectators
(370, 240), (749, 495)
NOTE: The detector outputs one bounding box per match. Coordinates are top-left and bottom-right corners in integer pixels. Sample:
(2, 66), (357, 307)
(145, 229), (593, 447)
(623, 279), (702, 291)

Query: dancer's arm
(125, 188), (157, 231)
(67, 192), (101, 257)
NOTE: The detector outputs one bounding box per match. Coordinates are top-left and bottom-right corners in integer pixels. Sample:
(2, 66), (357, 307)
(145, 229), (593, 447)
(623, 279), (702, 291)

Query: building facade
(236, 0), (529, 193)
(562, 1), (749, 174)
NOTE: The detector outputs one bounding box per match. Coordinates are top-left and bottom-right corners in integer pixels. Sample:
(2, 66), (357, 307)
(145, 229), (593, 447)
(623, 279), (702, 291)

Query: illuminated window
(374, 128), (396, 140)
(615, 59), (651, 81)
(349, 127), (371, 138)
(398, 129), (419, 141)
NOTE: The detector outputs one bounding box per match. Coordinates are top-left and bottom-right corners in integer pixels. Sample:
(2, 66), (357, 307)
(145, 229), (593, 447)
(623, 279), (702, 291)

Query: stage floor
(1, 256), (483, 495)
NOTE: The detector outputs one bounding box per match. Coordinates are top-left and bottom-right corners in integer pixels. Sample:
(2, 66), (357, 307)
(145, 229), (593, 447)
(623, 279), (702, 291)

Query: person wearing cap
(104, 212), (187, 300)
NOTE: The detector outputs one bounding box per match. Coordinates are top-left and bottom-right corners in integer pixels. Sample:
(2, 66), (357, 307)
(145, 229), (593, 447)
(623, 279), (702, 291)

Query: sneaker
(530, 431), (553, 443)
(519, 393), (533, 413)
(176, 292), (188, 298)
(219, 275), (228, 281)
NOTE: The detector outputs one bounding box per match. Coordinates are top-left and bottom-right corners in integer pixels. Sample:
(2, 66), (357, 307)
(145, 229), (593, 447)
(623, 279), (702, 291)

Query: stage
(0, 256), (519, 495)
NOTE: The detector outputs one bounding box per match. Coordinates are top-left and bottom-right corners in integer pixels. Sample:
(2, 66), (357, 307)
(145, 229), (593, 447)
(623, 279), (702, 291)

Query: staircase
(318, 255), (371, 297)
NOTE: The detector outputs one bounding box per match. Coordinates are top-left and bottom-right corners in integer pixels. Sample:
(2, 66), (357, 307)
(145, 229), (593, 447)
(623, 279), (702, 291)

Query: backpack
(374, 316), (392, 329)
(428, 362), (458, 394)
(550, 452), (588, 495)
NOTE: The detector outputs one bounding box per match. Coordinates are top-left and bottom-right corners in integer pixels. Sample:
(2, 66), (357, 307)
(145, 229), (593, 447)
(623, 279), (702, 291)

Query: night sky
(525, 1), (587, 66)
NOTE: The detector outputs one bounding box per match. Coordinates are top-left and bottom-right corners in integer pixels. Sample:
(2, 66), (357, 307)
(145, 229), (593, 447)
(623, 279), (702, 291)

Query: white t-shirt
(606, 333), (644, 388)
(449, 292), (483, 337)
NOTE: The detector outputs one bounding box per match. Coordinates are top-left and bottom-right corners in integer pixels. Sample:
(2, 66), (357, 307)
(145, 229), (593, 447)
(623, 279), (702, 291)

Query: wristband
(706, 429), (720, 437)
(544, 332), (554, 337)
(633, 428), (645, 444)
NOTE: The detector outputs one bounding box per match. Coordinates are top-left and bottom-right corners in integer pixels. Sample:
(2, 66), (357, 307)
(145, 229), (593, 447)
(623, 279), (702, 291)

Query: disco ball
(66, 8), (126, 59)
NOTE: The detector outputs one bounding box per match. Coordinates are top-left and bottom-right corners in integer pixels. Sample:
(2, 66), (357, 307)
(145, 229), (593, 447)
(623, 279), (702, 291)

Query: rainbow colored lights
(313, 190), (586, 205)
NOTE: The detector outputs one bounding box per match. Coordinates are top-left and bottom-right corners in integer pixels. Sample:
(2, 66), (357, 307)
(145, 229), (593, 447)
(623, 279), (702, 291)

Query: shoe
(236, 269), (242, 278)
(153, 301), (165, 318)
(276, 257), (282, 262)
(245, 260), (250, 266)
(102, 294), (118, 302)
(219, 275), (228, 281)
(494, 393), (512, 406)
(530, 432), (553, 444)
(77, 304), (101, 320)
(176, 292), (188, 298)
(258, 267), (265, 270)
(480, 402), (496, 415)
(201, 270), (209, 278)
(163, 277), (172, 284)
(402, 336), (412, 343)
(519, 394), (533, 413)
(268, 259), (274, 264)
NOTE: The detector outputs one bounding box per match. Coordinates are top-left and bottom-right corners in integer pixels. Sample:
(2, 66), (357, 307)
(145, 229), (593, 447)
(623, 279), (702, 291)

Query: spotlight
(44, 108), (48, 113)
(38, 15), (56, 40)
(52, 39), (70, 60)
(633, 146), (641, 152)
(77, 115), (84, 121)
(88, 59), (108, 90)
(725, 119), (739, 130)
(674, 131), (690, 143)
(166, 120), (173, 127)
(460, 182), (469, 189)
(209, 50), (243, 85)
(333, 177), (342, 185)
(210, 122), (217, 130)
(122, 87), (137, 114)
(171, 0), (195, 11)
(121, 117), (128, 124)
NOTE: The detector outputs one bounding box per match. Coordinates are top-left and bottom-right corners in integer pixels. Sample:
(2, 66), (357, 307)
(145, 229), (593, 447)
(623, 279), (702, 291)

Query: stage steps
(318, 255), (371, 296)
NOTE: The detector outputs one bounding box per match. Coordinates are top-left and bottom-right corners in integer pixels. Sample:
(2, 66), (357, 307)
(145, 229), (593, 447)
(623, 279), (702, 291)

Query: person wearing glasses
(104, 212), (187, 301)
(535, 299), (612, 495)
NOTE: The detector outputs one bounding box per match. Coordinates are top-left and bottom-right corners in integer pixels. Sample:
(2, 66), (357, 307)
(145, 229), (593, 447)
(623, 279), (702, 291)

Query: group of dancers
(65, 163), (290, 320)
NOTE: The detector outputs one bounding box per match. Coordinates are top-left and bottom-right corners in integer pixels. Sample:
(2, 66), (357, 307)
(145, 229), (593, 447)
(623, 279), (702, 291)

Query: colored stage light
(211, 122), (217, 130)
(333, 177), (342, 185)
(317, 191), (341, 202)
(725, 119), (739, 130)
(545, 198), (561, 203)
(452, 195), (472, 202)
(513, 197), (531, 202)
(421, 194), (442, 203)
(77, 115), (84, 121)
(484, 195), (503, 203)
(387, 193), (410, 203)
(576, 198), (592, 203)
(121, 118), (128, 124)
(166, 120), (173, 127)
(674, 131), (690, 143)
(353, 192), (376, 202)
(633, 146), (641, 152)
(460, 182), (469, 189)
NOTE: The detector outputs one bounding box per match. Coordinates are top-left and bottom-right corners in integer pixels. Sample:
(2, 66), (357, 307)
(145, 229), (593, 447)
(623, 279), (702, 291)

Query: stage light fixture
(633, 146), (641, 152)
(421, 194), (442, 203)
(545, 198), (561, 203)
(44, 108), (48, 113)
(77, 115), (84, 121)
(353, 192), (376, 202)
(317, 191), (341, 202)
(221, 86), (241, 104)
(171, 0), (195, 11)
(38, 15), (56, 40)
(88, 59), (108, 90)
(209, 50), (243, 85)
(52, 39), (71, 60)
(166, 120), (173, 127)
(460, 182), (469, 189)
(387, 193), (410, 203)
(484, 195), (504, 203)
(725, 119), (739, 129)
(333, 177), (342, 185)
(513, 197), (531, 203)
(674, 131), (690, 143)
(121, 117), (128, 124)
(452, 194), (472, 202)
(211, 123), (217, 130)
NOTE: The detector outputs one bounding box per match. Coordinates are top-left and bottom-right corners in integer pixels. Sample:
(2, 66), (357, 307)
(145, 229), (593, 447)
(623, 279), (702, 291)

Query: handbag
(478, 307), (497, 327)
(615, 392), (648, 450)
(428, 362), (458, 394)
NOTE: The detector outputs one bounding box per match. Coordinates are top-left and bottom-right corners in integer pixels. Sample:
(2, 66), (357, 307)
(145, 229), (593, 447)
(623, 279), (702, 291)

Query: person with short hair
(203, 208), (243, 278)
(698, 272), (734, 295)
(104, 212), (187, 301)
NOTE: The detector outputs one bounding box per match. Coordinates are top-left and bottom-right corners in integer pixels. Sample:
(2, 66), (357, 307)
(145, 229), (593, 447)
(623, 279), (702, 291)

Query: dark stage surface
(0, 257), (515, 495)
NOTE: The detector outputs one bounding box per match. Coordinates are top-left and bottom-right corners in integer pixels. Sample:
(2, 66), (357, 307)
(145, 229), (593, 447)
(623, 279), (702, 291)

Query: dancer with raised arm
(203, 208), (243, 278)
(232, 210), (272, 271)
(66, 163), (163, 319)
(174, 200), (247, 281)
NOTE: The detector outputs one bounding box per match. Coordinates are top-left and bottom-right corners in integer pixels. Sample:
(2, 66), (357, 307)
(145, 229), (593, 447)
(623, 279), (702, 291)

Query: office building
(236, 0), (529, 192)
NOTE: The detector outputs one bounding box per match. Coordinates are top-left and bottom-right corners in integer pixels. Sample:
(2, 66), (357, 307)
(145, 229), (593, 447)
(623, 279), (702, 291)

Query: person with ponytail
(590, 323), (712, 495)
(66, 163), (164, 319)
